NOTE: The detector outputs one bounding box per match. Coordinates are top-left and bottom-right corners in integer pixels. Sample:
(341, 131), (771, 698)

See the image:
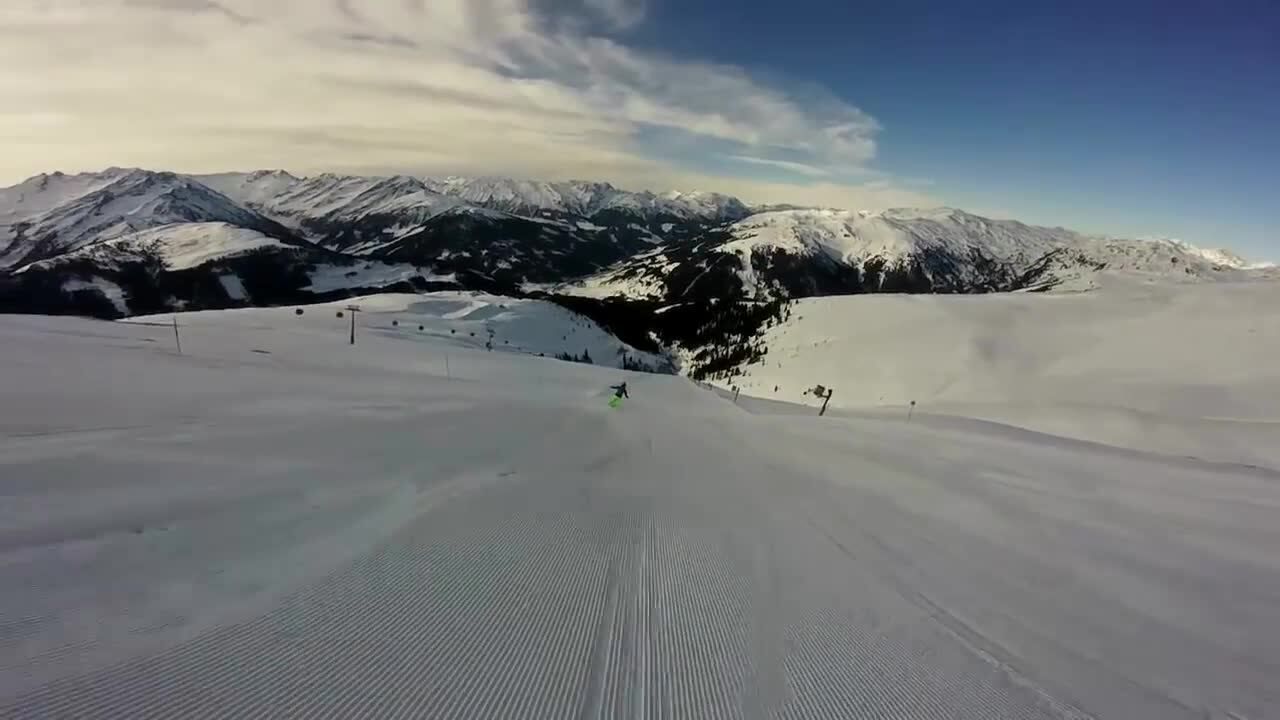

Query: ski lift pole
(819, 388), (834, 417)
(346, 305), (361, 345)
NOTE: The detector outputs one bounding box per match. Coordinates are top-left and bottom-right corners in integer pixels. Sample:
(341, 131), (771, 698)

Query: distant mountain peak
(0, 168), (298, 269)
(247, 169), (298, 181)
(574, 203), (1277, 301)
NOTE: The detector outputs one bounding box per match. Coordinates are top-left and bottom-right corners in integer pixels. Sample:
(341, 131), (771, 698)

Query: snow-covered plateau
(3, 282), (1279, 718)
(719, 279), (1280, 469)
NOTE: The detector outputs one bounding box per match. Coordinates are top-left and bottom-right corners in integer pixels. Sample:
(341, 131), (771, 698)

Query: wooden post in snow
(172, 316), (182, 355)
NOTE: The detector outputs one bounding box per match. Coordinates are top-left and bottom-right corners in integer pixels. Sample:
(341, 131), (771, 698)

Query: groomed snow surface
(724, 280), (1280, 470)
(3, 290), (1280, 719)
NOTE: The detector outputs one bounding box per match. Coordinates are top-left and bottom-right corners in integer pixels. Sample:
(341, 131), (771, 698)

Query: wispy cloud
(582, 0), (647, 30)
(726, 155), (833, 178)
(0, 0), (935, 210)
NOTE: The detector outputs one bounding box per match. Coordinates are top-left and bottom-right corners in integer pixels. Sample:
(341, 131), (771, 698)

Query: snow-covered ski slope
(723, 279), (1280, 470)
(129, 292), (668, 372)
(3, 302), (1280, 719)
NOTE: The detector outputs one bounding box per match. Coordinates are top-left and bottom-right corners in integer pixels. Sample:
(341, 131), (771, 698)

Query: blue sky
(626, 0), (1279, 256)
(3, 0), (1275, 257)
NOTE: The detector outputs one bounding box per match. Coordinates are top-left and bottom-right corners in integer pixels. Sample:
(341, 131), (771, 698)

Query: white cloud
(659, 175), (938, 213)
(583, 0), (647, 29)
(725, 155), (834, 178)
(0, 0), (935, 211)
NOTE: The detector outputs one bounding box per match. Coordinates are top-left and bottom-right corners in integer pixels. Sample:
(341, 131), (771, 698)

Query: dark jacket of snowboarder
(611, 382), (629, 399)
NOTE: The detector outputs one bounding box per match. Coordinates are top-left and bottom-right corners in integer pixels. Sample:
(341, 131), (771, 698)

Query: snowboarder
(610, 382), (629, 399)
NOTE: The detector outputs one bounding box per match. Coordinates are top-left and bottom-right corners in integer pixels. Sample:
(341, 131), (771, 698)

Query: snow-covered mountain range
(5, 168), (1269, 289)
(1, 169), (750, 275)
(569, 207), (1275, 301)
(421, 176), (749, 222)
(0, 168), (301, 270)
(2, 166), (1274, 379)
